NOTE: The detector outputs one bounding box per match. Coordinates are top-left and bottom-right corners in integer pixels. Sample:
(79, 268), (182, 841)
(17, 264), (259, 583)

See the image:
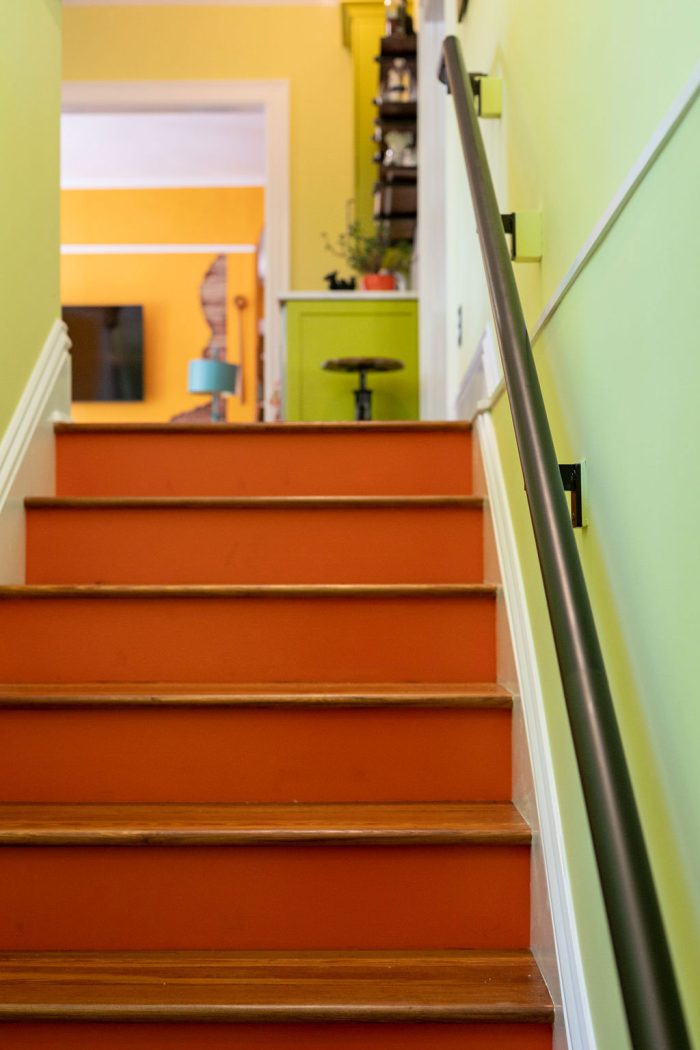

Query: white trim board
(476, 411), (600, 1050)
(62, 243), (257, 256)
(417, 0), (448, 420)
(62, 178), (267, 190)
(0, 321), (72, 584)
(62, 79), (290, 421)
(278, 291), (419, 302)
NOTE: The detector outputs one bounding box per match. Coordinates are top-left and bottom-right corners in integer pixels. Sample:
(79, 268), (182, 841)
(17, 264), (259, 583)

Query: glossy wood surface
(27, 496), (482, 508)
(0, 583), (495, 599)
(55, 423), (472, 434)
(0, 950), (552, 1022)
(0, 802), (530, 845)
(0, 682), (512, 708)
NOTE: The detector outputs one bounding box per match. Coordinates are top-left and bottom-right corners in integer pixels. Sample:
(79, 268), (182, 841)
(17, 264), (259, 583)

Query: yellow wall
(342, 1), (386, 230)
(62, 188), (263, 422)
(0, 1), (61, 437)
(63, 5), (354, 290)
(62, 187), (263, 247)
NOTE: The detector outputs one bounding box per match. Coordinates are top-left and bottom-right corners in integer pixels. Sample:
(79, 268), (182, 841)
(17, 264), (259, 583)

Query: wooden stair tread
(0, 802), (530, 845)
(0, 949), (552, 1022)
(26, 495), (484, 510)
(0, 682), (511, 708)
(0, 584), (496, 600)
(55, 422), (471, 434)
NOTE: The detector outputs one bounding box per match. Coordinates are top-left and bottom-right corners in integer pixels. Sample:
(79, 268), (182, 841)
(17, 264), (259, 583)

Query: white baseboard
(0, 320), (72, 583)
(476, 411), (597, 1050)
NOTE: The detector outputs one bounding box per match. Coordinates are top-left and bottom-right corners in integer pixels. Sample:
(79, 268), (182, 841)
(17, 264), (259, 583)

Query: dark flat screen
(63, 305), (144, 402)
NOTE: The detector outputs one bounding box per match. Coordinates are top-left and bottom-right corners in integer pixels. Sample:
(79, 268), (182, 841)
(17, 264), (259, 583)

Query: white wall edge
(0, 320), (72, 584)
(417, 0), (448, 420)
(476, 410), (598, 1050)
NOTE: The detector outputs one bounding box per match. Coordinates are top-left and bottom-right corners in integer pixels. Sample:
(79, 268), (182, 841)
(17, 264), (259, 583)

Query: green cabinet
(283, 295), (419, 421)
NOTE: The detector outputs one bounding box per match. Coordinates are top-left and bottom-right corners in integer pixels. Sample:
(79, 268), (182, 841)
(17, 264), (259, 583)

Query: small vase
(361, 273), (396, 291)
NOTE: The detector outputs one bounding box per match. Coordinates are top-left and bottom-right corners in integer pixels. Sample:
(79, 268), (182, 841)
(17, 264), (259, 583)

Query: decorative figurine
(324, 271), (357, 291)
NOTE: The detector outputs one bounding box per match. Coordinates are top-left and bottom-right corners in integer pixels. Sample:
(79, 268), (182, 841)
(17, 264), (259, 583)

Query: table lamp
(187, 358), (238, 422)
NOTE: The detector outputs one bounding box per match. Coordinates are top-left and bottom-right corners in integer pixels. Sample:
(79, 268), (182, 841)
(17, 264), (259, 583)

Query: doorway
(61, 80), (290, 422)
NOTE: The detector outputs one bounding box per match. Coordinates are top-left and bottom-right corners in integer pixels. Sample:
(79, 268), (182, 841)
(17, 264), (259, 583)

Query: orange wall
(61, 187), (264, 423)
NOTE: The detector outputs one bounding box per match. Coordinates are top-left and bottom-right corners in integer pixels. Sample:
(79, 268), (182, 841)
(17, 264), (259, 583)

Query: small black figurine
(324, 271), (357, 291)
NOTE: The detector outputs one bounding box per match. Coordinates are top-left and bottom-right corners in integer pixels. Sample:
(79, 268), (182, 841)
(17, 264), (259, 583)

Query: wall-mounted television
(62, 305), (144, 402)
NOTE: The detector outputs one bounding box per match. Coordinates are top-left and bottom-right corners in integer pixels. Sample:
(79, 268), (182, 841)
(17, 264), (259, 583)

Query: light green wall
(442, 0), (700, 1041)
(526, 101), (700, 1040)
(0, 1), (61, 438)
(445, 0), (700, 1044)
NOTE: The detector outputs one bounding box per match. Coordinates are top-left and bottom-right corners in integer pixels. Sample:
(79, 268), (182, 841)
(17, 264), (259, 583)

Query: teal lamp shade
(188, 358), (238, 396)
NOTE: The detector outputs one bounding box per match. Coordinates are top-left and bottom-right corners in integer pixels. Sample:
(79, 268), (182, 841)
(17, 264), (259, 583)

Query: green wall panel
(285, 299), (419, 421)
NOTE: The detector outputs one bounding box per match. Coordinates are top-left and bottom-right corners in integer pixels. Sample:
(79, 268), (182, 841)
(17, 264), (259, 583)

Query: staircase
(0, 421), (553, 1048)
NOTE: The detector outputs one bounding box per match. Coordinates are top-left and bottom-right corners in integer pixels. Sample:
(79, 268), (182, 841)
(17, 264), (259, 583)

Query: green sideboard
(281, 293), (419, 421)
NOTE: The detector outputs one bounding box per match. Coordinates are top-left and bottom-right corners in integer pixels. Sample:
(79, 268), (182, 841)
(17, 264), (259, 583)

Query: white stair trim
(0, 320), (72, 583)
(476, 410), (598, 1050)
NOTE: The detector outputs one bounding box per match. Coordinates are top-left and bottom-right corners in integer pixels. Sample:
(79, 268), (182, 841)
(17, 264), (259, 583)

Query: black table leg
(353, 369), (373, 421)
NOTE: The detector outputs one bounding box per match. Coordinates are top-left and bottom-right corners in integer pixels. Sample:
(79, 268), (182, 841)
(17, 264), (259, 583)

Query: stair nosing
(0, 583), (497, 600)
(0, 802), (531, 847)
(26, 495), (484, 510)
(54, 421), (472, 435)
(0, 949), (553, 1024)
(0, 684), (512, 708)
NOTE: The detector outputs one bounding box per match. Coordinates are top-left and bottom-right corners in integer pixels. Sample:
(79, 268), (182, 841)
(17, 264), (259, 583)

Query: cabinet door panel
(286, 301), (418, 421)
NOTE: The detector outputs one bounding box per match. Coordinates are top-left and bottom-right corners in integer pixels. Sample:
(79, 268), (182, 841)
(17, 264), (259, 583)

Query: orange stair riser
(0, 596), (495, 684)
(26, 506), (483, 585)
(55, 431), (473, 497)
(0, 708), (511, 802)
(0, 846), (530, 950)
(1, 1023), (552, 1048)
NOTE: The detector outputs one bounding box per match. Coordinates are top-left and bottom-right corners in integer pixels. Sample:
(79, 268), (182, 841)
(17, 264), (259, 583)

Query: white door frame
(62, 79), (290, 419)
(417, 0), (448, 419)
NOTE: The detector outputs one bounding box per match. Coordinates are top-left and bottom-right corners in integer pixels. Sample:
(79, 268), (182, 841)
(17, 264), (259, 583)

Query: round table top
(322, 356), (405, 374)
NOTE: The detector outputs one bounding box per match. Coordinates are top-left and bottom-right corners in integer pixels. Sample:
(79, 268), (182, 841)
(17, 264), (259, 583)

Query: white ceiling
(61, 110), (266, 189)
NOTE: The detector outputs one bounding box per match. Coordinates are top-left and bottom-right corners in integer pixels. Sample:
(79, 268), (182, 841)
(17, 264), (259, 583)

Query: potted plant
(322, 222), (412, 290)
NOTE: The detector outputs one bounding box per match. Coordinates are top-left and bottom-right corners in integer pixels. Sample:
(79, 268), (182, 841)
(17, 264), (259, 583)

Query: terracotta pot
(361, 273), (397, 291)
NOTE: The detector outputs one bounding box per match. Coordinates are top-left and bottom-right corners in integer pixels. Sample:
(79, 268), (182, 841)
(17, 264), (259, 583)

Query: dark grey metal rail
(439, 34), (690, 1050)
